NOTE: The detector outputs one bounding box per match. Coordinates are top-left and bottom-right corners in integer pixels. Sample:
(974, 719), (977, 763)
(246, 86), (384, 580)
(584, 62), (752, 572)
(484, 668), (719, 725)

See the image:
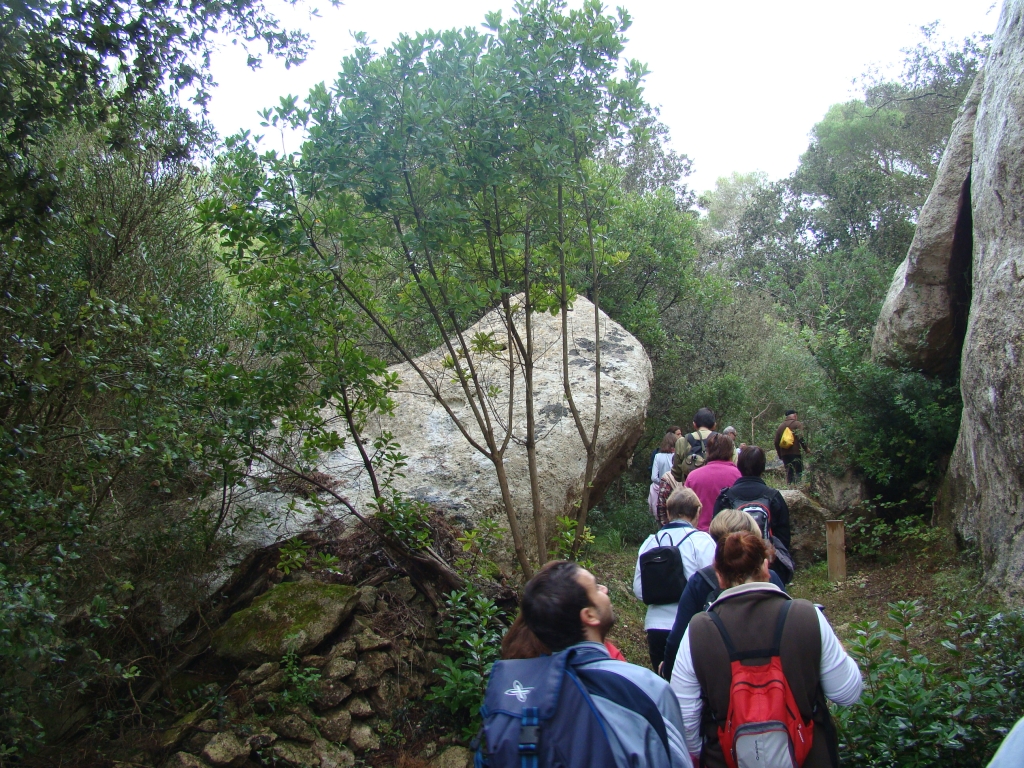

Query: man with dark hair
(515, 561), (689, 767)
(774, 409), (808, 484)
(673, 408), (716, 481)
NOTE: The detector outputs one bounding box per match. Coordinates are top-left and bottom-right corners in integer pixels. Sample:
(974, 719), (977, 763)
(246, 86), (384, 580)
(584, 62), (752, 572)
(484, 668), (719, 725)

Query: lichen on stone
(212, 580), (360, 664)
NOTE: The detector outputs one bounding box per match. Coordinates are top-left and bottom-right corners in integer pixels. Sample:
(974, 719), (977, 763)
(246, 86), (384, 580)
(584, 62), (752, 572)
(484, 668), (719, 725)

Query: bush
(427, 587), (507, 734)
(810, 327), (961, 503)
(837, 600), (1024, 766)
(588, 481), (658, 545)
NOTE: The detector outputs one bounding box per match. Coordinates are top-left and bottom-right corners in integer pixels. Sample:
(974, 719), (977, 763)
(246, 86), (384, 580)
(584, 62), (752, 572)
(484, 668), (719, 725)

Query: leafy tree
(207, 0), (650, 574)
(0, 0), (315, 262)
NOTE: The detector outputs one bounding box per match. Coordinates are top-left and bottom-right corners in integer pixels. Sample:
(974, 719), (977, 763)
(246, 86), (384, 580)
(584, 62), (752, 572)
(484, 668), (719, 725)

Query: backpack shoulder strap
(698, 565), (718, 592)
(708, 599), (793, 661)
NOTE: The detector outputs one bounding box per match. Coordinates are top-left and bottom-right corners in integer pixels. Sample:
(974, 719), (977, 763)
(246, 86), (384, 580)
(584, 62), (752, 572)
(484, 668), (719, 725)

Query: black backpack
(717, 487), (774, 540)
(698, 564), (723, 611)
(639, 527), (698, 605)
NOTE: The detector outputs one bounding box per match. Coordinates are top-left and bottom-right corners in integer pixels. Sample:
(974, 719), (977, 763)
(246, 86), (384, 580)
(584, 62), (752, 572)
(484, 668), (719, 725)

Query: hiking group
(476, 408), (861, 768)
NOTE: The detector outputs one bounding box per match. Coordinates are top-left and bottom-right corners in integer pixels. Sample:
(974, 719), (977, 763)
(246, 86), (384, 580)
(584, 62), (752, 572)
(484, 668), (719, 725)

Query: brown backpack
(672, 431), (709, 481)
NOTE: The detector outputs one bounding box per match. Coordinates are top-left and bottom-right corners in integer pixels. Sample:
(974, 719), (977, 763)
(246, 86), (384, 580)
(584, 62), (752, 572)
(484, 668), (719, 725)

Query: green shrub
(427, 587), (507, 734)
(810, 328), (961, 502)
(589, 481), (657, 545)
(837, 600), (1024, 766)
(280, 644), (321, 708)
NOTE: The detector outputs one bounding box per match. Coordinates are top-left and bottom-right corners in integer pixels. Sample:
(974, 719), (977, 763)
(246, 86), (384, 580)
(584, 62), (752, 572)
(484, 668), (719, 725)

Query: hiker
(501, 613), (627, 662)
(775, 409), (808, 484)
(683, 432), (740, 530)
(670, 531), (862, 768)
(633, 487), (716, 672)
(713, 445), (792, 551)
(652, 431), (678, 482)
(659, 509), (787, 681)
(655, 460), (684, 526)
(649, 431), (679, 518)
(650, 425), (683, 475)
(673, 408), (716, 482)
(478, 561), (688, 768)
(722, 426), (740, 461)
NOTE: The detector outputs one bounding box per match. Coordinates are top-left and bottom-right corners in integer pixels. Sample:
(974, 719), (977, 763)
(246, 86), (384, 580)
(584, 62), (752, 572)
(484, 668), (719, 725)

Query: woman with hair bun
(670, 531), (863, 768)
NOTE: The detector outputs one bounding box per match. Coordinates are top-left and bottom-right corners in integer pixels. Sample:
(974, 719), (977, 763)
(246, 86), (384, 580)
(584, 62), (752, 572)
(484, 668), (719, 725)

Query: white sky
(206, 0), (999, 195)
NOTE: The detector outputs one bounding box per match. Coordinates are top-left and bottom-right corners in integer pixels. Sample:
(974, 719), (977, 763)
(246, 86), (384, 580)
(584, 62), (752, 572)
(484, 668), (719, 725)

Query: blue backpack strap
(518, 706), (539, 768)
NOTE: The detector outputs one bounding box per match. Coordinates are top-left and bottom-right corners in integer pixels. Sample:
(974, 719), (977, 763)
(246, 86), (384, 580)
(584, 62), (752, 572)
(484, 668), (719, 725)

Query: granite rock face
(241, 296), (652, 558)
(872, 73), (982, 374)
(936, 0), (1024, 604)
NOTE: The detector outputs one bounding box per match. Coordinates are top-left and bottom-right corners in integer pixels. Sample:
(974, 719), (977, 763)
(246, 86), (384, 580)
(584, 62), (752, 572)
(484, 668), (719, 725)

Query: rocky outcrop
(211, 581), (359, 664)
(810, 471), (868, 520)
(780, 490), (831, 567)
(236, 296), (652, 557)
(935, 0), (1024, 604)
(872, 73), (982, 374)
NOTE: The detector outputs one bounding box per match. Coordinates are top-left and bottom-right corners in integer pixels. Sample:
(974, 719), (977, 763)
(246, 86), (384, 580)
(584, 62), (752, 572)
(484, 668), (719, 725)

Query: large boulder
(211, 581), (359, 664)
(872, 73), (982, 375)
(935, 0), (1024, 604)
(780, 490), (830, 568)
(238, 296), (652, 558)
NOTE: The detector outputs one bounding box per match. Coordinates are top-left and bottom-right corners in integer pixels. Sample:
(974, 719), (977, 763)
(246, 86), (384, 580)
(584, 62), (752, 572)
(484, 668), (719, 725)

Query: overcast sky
(206, 0), (998, 195)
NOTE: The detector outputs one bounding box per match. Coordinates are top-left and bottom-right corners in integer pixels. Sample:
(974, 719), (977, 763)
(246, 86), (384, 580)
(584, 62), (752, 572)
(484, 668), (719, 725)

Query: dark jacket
(660, 567), (786, 681)
(774, 415), (806, 457)
(712, 476), (791, 550)
(688, 589), (838, 768)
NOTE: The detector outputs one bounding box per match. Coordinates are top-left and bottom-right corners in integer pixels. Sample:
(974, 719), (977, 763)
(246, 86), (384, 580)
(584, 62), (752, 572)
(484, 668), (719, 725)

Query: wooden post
(826, 520), (846, 582)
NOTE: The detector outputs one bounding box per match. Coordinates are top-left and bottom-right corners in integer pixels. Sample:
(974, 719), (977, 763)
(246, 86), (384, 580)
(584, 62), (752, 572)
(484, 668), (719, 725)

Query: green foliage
(454, 519), (504, 580)
(550, 516), (595, 569)
(310, 552), (340, 570)
(847, 510), (946, 559)
(375, 498), (433, 552)
(427, 587), (507, 733)
(277, 539), (310, 575)
(810, 328), (961, 497)
(588, 481), (657, 546)
(837, 601), (1024, 766)
(280, 644), (322, 708)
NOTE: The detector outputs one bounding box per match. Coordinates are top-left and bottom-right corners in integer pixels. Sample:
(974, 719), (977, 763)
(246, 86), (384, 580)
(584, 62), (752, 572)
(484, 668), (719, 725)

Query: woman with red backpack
(670, 531), (862, 768)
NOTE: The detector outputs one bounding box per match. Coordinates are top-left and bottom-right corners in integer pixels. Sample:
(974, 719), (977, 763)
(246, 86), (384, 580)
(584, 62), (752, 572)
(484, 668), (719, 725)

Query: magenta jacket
(684, 460), (741, 530)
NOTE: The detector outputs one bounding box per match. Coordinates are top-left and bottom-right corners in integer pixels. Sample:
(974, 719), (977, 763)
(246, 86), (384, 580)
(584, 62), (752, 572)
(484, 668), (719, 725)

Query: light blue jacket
(570, 642), (690, 768)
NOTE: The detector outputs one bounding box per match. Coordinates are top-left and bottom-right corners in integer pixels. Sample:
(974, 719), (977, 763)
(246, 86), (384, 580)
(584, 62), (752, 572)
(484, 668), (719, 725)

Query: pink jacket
(684, 460), (741, 531)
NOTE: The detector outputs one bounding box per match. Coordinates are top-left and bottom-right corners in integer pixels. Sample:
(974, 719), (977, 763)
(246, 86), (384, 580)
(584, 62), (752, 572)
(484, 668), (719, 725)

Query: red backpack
(706, 600), (813, 768)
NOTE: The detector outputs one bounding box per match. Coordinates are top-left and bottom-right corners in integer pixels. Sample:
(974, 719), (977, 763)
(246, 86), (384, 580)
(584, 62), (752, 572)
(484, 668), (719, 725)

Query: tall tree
(209, 0), (648, 575)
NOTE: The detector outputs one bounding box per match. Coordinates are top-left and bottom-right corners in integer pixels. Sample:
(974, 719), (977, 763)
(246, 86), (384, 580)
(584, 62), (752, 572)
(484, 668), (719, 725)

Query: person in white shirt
(670, 531), (863, 767)
(634, 487), (716, 672)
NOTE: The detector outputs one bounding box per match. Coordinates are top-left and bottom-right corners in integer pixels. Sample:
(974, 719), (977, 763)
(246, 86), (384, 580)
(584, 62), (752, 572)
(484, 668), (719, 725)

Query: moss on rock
(212, 581), (359, 664)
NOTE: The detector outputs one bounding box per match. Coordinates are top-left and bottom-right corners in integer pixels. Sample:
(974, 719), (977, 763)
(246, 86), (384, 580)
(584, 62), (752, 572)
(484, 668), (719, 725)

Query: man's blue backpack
(475, 645), (669, 768)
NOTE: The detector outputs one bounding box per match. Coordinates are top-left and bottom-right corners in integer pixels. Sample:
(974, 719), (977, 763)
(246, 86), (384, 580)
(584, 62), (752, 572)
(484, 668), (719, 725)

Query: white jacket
(633, 522), (716, 630)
